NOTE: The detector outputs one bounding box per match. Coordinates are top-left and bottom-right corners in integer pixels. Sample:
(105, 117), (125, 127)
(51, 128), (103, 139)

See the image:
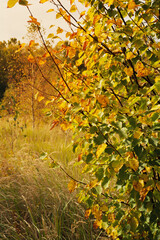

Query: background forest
(0, 0), (160, 239)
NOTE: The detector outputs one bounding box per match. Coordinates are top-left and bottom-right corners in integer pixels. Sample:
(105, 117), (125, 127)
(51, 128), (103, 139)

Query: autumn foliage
(7, 0), (160, 239)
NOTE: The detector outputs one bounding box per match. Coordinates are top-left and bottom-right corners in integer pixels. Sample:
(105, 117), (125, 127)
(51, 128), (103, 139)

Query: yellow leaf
(34, 92), (39, 100)
(101, 205), (108, 212)
(80, 11), (85, 18)
(15, 43), (25, 53)
(95, 23), (101, 36)
(38, 96), (44, 102)
(7, 0), (18, 8)
(56, 13), (62, 19)
(112, 160), (124, 173)
(29, 40), (35, 47)
(60, 122), (72, 131)
(135, 61), (151, 77)
(155, 76), (160, 83)
(47, 33), (54, 38)
(28, 54), (34, 63)
(38, 59), (46, 65)
(108, 0), (114, 6)
(70, 0), (75, 4)
(124, 67), (133, 77)
(49, 25), (55, 28)
(128, 0), (136, 9)
(133, 179), (144, 192)
(85, 1), (90, 7)
(139, 185), (153, 201)
(57, 27), (63, 34)
(68, 48), (76, 59)
(96, 143), (107, 158)
(47, 8), (54, 12)
(50, 120), (59, 130)
(96, 95), (109, 107)
(59, 8), (66, 15)
(126, 52), (135, 60)
(92, 204), (102, 220)
(68, 180), (77, 193)
(145, 166), (152, 173)
(40, 0), (48, 3)
(78, 153), (82, 162)
(134, 130), (142, 139)
(105, 60), (112, 69)
(85, 209), (91, 219)
(128, 158), (139, 171)
(93, 220), (102, 229)
(108, 213), (115, 223)
(43, 52), (50, 58)
(93, 14), (101, 25)
(45, 100), (51, 106)
(106, 19), (115, 29)
(28, 16), (40, 26)
(115, 19), (122, 27)
(70, 5), (77, 13)
(89, 179), (98, 189)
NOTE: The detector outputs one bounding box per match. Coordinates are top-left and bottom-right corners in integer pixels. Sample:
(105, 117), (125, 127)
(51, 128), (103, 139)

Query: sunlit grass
(0, 117), (103, 240)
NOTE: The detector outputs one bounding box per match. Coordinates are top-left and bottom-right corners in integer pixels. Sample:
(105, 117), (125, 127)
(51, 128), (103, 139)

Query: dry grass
(0, 118), (103, 240)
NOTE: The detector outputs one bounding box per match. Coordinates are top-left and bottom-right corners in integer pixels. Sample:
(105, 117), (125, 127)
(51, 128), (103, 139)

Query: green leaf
(94, 134), (104, 145)
(90, 126), (97, 134)
(105, 147), (114, 154)
(102, 176), (109, 189)
(86, 153), (93, 163)
(7, 0), (18, 8)
(95, 167), (104, 181)
(19, 0), (28, 6)
(153, 190), (160, 201)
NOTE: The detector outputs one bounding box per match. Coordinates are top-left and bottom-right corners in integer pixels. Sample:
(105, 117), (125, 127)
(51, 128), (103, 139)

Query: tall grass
(0, 118), (104, 240)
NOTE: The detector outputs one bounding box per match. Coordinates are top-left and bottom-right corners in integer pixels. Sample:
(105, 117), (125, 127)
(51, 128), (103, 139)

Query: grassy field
(0, 117), (104, 240)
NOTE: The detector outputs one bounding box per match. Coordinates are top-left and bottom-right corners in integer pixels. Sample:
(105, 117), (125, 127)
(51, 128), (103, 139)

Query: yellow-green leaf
(95, 23), (101, 36)
(47, 33), (54, 38)
(130, 217), (139, 232)
(128, 158), (139, 171)
(7, 0), (18, 8)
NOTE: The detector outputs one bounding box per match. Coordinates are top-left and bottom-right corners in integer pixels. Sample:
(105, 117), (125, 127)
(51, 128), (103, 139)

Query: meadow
(0, 117), (104, 240)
